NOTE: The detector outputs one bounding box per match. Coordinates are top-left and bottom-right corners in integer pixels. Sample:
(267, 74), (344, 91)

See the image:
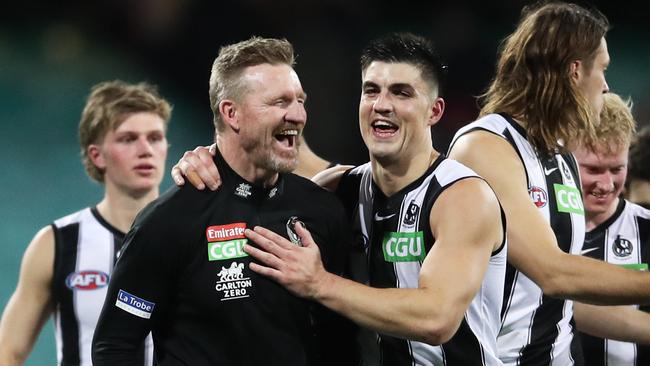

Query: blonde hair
(79, 80), (172, 182)
(480, 2), (608, 153)
(593, 93), (636, 152)
(209, 37), (295, 132)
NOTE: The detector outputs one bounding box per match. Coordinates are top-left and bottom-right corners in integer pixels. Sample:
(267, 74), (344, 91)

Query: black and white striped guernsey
(578, 199), (650, 366)
(336, 155), (507, 366)
(450, 113), (587, 366)
(51, 207), (153, 366)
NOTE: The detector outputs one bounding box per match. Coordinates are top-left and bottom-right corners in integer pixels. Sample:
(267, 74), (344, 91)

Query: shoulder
(625, 199), (650, 220)
(52, 207), (93, 229)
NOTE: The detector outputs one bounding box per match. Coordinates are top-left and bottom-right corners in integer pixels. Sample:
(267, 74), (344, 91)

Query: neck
(217, 135), (279, 187)
(586, 197), (620, 232)
(371, 147), (438, 197)
(96, 183), (159, 233)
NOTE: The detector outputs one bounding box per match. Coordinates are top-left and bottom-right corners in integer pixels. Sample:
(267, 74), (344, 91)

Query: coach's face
(236, 63), (307, 173)
(359, 61), (443, 164)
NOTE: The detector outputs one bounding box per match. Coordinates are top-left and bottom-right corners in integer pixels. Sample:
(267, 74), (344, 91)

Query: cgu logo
(65, 270), (109, 290)
(382, 231), (426, 262)
(553, 184), (584, 215)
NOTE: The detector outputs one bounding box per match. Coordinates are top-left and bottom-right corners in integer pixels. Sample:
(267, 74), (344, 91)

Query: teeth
(372, 120), (396, 128)
(277, 129), (298, 136)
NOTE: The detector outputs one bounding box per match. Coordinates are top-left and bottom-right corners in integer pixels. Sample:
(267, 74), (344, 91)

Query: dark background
(1, 1), (648, 363)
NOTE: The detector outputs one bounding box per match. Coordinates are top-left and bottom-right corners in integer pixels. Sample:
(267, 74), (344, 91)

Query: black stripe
(500, 265), (518, 322)
(579, 333), (606, 366)
(53, 223), (81, 365)
(519, 155), (577, 365)
(441, 317), (485, 365)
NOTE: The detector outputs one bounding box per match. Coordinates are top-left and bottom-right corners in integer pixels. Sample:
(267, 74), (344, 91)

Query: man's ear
(570, 60), (582, 83)
(219, 100), (240, 132)
(427, 97), (445, 127)
(87, 144), (106, 169)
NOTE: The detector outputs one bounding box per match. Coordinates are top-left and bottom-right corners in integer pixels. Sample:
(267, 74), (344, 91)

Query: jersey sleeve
(92, 205), (181, 365)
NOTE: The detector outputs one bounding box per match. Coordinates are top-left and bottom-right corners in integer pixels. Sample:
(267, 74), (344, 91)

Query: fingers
(293, 222), (317, 249)
(171, 166), (186, 186)
(194, 146), (221, 190)
(244, 242), (284, 269)
(250, 226), (295, 251)
(172, 148), (222, 190)
(248, 262), (282, 280)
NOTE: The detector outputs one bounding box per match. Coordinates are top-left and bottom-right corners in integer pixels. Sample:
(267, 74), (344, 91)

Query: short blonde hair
(208, 37), (295, 132)
(79, 80), (172, 182)
(593, 93), (636, 152)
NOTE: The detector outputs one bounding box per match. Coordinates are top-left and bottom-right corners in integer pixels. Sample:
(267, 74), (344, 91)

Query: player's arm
(0, 226), (55, 366)
(449, 130), (650, 304)
(574, 302), (650, 344)
(243, 178), (502, 345)
(92, 227), (171, 365)
(170, 141), (353, 192)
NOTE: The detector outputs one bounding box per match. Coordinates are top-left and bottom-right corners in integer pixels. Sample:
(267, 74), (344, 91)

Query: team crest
(403, 201), (420, 227)
(612, 236), (633, 258)
(286, 216), (304, 246)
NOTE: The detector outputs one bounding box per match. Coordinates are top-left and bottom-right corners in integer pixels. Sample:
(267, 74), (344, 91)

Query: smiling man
(91, 37), (354, 366)
(572, 93), (650, 366)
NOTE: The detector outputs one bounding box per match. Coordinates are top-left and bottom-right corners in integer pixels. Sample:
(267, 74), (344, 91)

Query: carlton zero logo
(65, 270), (109, 290)
(215, 262), (253, 301)
(206, 223), (249, 261)
(382, 231), (426, 262)
(553, 184), (584, 215)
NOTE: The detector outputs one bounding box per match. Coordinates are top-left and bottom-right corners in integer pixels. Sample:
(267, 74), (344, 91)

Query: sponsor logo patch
(553, 184), (584, 215)
(206, 223), (249, 261)
(65, 270), (109, 290)
(382, 231), (426, 262)
(529, 186), (548, 208)
(115, 290), (155, 319)
(215, 262), (253, 301)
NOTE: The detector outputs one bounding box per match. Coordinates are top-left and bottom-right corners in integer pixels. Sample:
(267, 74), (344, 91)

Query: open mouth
(372, 120), (399, 137)
(274, 129), (299, 148)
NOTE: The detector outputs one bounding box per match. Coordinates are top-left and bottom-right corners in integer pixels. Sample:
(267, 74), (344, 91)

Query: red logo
(65, 270), (109, 290)
(529, 186), (548, 208)
(206, 223), (247, 242)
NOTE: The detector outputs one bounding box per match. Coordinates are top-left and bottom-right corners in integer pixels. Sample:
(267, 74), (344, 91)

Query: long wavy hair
(480, 2), (609, 153)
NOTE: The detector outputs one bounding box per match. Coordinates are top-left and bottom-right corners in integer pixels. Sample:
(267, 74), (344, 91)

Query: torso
(337, 156), (507, 366)
(450, 113), (586, 366)
(51, 207), (153, 366)
(579, 199), (650, 366)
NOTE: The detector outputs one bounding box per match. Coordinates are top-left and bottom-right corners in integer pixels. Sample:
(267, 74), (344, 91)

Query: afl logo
(65, 270), (109, 290)
(528, 186), (547, 208)
(612, 236), (633, 257)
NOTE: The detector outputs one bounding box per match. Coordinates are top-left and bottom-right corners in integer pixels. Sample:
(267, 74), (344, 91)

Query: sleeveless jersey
(52, 207), (153, 366)
(579, 199), (650, 366)
(336, 156), (507, 366)
(449, 113), (587, 366)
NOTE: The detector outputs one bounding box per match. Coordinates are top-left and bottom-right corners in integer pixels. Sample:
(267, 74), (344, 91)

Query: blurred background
(1, 0), (648, 363)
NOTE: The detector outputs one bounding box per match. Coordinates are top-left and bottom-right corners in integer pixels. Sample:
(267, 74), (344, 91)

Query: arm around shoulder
(0, 226), (55, 366)
(311, 164), (353, 191)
